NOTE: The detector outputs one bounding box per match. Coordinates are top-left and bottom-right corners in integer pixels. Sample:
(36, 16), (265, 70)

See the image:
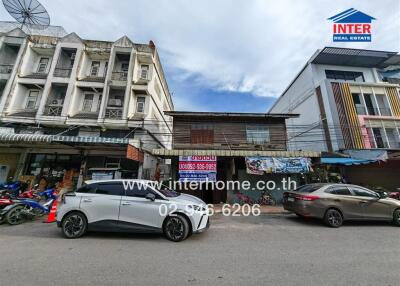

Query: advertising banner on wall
(245, 157), (312, 175)
(179, 156), (217, 182)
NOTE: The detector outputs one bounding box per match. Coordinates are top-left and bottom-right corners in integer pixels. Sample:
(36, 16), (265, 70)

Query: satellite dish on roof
(2, 0), (50, 30)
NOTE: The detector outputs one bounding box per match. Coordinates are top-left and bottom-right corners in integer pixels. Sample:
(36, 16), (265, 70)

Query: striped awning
(0, 133), (129, 145)
(152, 149), (321, 158)
(52, 136), (129, 144)
(0, 133), (52, 143)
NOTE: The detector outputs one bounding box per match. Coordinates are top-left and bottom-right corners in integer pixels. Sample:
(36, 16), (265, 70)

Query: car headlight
(189, 205), (205, 211)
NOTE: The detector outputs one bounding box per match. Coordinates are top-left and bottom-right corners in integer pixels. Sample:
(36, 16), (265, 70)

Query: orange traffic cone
(44, 200), (58, 223)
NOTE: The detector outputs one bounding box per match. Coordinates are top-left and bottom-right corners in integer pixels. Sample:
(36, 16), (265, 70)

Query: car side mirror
(145, 193), (156, 201)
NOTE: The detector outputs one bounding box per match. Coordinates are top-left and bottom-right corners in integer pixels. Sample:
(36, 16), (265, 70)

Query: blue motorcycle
(0, 188), (57, 225)
(0, 181), (28, 197)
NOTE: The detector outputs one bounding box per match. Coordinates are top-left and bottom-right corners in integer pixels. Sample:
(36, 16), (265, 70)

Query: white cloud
(0, 0), (398, 98)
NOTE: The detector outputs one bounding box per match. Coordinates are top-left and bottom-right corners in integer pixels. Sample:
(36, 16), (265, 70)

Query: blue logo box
(333, 34), (372, 42)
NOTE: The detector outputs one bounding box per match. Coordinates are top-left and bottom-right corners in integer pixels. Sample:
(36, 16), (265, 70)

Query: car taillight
(295, 195), (320, 201)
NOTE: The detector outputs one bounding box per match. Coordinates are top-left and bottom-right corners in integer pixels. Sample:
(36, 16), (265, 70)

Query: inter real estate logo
(328, 8), (376, 42)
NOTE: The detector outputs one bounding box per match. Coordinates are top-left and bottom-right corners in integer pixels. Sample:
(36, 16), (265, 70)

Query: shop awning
(0, 133), (129, 145)
(320, 157), (377, 166)
(0, 133), (52, 143)
(152, 149), (320, 158)
(52, 136), (129, 144)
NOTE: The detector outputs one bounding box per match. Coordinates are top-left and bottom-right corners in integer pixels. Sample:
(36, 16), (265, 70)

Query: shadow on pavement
(0, 220), (211, 243)
(285, 214), (395, 228)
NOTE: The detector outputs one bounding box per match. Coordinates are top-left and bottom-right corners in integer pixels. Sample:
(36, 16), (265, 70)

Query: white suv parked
(56, 180), (209, 242)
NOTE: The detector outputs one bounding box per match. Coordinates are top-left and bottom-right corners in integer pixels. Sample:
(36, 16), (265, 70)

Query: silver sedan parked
(283, 183), (400, 227)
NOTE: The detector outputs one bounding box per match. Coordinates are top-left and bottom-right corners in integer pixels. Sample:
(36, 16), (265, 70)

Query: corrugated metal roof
(152, 149), (321, 158)
(0, 133), (52, 143)
(0, 133), (129, 145)
(311, 47), (398, 68)
(165, 111), (299, 119)
(0, 21), (67, 37)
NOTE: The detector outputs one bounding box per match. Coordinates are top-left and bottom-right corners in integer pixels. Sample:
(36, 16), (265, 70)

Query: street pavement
(0, 214), (399, 286)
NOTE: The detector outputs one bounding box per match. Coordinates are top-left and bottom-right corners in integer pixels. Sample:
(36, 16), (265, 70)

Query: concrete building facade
(269, 47), (400, 189)
(0, 22), (173, 187)
(270, 47), (400, 153)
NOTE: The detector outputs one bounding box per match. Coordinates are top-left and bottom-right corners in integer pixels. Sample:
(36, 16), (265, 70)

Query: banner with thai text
(179, 156), (217, 181)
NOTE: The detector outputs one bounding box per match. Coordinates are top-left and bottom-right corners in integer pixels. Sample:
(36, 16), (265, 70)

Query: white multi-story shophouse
(0, 22), (173, 187)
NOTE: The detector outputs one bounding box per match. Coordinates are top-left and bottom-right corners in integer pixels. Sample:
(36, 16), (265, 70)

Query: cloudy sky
(1, 0), (399, 112)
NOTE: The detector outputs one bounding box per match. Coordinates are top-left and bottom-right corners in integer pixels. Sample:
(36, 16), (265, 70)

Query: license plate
(288, 197), (295, 202)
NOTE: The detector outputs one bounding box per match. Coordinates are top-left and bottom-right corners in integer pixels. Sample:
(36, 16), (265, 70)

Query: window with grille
(82, 94), (94, 112)
(90, 61), (100, 77)
(325, 70), (365, 82)
(140, 64), (149, 79)
(121, 63), (129, 80)
(26, 90), (39, 109)
(37, 57), (49, 73)
(136, 97), (146, 113)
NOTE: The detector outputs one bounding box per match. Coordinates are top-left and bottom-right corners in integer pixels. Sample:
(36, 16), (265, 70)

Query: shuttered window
(190, 124), (214, 144)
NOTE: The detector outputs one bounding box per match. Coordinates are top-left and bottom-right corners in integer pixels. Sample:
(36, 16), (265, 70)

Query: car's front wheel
(392, 209), (400, 226)
(324, 208), (343, 228)
(61, 212), (87, 239)
(163, 214), (190, 242)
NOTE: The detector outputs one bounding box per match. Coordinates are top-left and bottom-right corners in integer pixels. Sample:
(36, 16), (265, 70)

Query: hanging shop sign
(179, 156), (217, 182)
(245, 157), (312, 175)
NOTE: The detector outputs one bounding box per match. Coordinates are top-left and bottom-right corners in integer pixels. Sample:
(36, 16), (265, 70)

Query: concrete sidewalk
(212, 204), (288, 214)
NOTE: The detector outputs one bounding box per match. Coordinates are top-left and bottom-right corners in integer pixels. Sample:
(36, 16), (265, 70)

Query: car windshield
(295, 184), (325, 193)
(156, 185), (180, 198)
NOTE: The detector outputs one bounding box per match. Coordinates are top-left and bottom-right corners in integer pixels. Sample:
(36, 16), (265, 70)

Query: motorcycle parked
(0, 181), (28, 197)
(0, 188), (57, 225)
(0, 197), (14, 224)
(0, 184), (41, 201)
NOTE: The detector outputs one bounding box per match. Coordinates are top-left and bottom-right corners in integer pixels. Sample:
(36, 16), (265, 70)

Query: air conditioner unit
(108, 99), (122, 107)
(51, 99), (63, 106)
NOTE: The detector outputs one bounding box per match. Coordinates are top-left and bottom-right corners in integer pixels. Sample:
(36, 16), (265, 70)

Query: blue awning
(320, 158), (377, 166)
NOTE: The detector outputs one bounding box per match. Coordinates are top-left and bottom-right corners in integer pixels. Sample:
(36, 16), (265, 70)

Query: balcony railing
(10, 108), (37, 117)
(355, 106), (367, 115)
(54, 68), (72, 78)
(81, 76), (106, 83)
(365, 107), (392, 116)
(111, 71), (128, 81)
(378, 107), (392, 116)
(21, 72), (48, 79)
(105, 107), (123, 119)
(0, 64), (13, 74)
(43, 106), (63, 117)
(388, 141), (400, 149)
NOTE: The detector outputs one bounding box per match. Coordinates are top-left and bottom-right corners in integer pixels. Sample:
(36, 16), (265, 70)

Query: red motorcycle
(18, 189), (41, 201)
(0, 185), (41, 224)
